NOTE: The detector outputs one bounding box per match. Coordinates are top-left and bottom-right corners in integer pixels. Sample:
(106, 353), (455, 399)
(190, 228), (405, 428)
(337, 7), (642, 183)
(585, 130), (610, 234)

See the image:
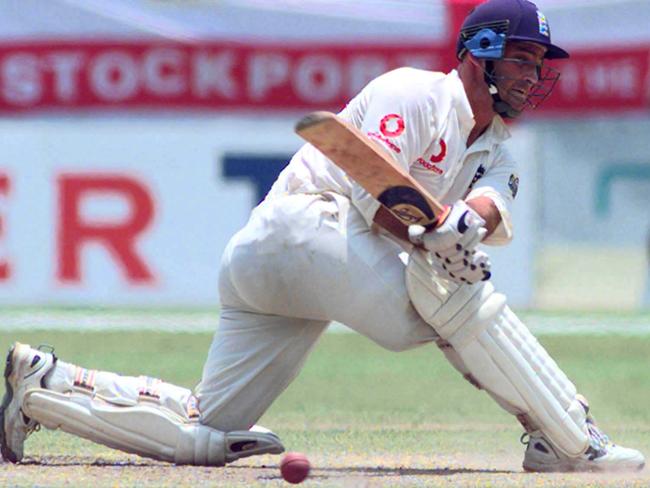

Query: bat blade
(295, 111), (444, 228)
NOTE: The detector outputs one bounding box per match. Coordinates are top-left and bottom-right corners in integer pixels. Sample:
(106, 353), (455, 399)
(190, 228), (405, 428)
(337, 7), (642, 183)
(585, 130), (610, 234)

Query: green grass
(0, 329), (649, 486)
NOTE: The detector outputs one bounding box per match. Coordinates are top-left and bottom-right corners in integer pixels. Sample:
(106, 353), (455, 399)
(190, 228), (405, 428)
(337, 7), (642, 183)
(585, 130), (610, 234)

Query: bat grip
(431, 205), (452, 230)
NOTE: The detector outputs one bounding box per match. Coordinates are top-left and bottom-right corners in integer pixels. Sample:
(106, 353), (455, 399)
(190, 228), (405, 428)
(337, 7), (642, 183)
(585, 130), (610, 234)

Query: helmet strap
(484, 60), (521, 119)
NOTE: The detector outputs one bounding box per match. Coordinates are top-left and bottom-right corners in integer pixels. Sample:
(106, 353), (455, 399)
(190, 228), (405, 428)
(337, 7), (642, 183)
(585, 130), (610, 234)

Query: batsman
(2, 0), (645, 472)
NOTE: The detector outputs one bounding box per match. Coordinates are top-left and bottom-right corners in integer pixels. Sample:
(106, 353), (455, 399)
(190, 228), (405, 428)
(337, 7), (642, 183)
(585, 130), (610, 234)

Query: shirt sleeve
(340, 68), (440, 227)
(466, 145), (519, 246)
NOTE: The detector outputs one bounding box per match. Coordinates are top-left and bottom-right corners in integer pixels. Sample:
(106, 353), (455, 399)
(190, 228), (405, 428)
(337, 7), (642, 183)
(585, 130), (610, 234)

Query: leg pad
(406, 250), (589, 456)
(23, 389), (283, 465)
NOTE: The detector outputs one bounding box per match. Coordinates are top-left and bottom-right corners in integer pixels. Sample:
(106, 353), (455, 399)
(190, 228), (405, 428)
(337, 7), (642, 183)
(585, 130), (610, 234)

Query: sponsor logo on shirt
(415, 157), (443, 175)
(379, 114), (405, 137)
(368, 131), (401, 153)
(414, 139), (447, 174)
(430, 139), (447, 163)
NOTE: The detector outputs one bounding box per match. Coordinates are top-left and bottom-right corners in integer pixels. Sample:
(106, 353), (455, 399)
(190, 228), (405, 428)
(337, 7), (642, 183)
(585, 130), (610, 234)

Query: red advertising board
(0, 41), (446, 112)
(0, 39), (647, 115)
(544, 46), (650, 114)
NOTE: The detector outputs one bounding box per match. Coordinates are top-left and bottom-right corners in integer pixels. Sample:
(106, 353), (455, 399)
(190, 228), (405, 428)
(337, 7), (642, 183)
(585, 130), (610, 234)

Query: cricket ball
(280, 452), (311, 484)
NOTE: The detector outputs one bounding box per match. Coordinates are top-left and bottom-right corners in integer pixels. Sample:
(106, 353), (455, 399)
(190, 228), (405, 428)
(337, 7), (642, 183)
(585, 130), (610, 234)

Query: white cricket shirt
(268, 67), (518, 245)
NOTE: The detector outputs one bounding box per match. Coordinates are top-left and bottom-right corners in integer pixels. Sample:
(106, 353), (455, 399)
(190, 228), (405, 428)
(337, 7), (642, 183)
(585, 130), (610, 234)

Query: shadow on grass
(323, 466), (513, 476)
(245, 464), (516, 480)
(19, 457), (515, 476)
(18, 456), (167, 467)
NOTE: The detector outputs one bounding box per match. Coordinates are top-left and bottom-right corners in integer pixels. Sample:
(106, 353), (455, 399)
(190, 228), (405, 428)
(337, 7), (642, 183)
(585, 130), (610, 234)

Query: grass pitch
(0, 322), (648, 487)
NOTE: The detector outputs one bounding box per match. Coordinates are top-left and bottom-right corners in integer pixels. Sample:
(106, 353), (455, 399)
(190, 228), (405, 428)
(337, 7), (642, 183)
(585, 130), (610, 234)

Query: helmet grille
(460, 20), (510, 45)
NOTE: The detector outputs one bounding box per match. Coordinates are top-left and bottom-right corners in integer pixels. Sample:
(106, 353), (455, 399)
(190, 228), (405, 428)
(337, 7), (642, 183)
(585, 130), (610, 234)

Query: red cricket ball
(280, 452), (311, 484)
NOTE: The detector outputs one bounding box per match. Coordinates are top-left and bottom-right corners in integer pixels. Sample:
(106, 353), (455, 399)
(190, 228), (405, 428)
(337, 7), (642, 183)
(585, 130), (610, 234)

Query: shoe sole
(524, 460), (646, 473)
(0, 343), (18, 463)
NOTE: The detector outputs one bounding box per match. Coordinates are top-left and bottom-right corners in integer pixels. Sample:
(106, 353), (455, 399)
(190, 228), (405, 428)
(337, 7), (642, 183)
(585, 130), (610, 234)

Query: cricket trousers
(196, 193), (438, 431)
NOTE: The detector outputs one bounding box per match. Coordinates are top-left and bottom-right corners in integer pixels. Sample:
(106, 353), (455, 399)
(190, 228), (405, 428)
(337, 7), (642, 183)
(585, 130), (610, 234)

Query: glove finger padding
(456, 226), (487, 252)
(444, 257), (473, 273)
(471, 251), (492, 282)
(441, 250), (492, 284)
(439, 253), (467, 267)
(433, 227), (487, 260)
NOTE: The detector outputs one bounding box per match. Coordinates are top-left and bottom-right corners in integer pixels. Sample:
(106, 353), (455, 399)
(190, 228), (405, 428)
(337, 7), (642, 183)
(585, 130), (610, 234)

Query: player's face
(492, 42), (547, 111)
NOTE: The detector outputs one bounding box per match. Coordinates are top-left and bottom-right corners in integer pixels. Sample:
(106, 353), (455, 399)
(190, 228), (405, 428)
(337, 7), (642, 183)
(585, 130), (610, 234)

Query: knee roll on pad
(406, 250), (589, 456)
(22, 389), (283, 465)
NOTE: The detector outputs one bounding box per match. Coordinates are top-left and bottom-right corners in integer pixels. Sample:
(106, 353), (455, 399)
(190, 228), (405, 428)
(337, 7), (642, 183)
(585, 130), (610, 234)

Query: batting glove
(408, 200), (486, 255)
(438, 248), (492, 284)
(408, 200), (491, 284)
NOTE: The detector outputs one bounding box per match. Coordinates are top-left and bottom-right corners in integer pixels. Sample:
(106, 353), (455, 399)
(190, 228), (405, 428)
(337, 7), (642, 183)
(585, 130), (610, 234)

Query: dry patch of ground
(1, 452), (647, 487)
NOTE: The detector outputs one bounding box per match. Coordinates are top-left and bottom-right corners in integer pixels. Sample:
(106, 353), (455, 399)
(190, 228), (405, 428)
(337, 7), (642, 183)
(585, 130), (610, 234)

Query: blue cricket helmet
(457, 0), (569, 60)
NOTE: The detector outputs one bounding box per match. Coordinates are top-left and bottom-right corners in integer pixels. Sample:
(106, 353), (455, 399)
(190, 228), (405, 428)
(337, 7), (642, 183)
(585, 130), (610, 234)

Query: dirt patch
(1, 453), (647, 487)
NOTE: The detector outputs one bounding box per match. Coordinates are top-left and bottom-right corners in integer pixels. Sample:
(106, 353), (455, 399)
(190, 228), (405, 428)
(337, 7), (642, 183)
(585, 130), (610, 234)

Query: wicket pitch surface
(1, 317), (648, 487)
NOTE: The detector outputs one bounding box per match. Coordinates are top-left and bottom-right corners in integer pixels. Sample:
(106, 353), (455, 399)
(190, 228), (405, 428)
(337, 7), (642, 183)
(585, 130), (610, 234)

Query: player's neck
(467, 123), (489, 147)
(466, 97), (494, 147)
(457, 59), (496, 147)
(465, 86), (495, 143)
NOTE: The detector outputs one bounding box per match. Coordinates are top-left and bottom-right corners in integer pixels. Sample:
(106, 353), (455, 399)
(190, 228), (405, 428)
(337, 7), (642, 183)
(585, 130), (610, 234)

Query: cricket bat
(295, 111), (445, 230)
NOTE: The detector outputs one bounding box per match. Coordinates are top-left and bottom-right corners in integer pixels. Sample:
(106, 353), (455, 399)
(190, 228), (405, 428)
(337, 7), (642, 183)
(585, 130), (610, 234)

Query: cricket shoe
(0, 342), (57, 463)
(522, 401), (645, 472)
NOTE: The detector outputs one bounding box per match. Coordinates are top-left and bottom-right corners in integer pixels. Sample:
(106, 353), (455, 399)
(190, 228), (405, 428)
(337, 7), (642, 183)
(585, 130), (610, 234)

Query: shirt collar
(466, 116), (511, 153)
(486, 115), (511, 143)
(447, 70), (512, 150)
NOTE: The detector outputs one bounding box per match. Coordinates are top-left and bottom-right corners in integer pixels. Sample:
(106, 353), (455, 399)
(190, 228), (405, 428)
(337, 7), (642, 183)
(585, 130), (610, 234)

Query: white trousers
(196, 193), (437, 431)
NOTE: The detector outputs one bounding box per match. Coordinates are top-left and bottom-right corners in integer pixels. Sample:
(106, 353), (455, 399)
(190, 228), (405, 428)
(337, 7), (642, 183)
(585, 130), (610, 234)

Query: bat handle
(408, 225), (426, 246)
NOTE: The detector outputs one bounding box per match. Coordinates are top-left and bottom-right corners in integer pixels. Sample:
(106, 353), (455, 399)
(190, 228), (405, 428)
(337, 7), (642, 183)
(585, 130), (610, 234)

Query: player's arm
(295, 111), (490, 284)
(466, 196), (502, 237)
(465, 146), (519, 246)
(409, 156), (517, 283)
(406, 151), (519, 283)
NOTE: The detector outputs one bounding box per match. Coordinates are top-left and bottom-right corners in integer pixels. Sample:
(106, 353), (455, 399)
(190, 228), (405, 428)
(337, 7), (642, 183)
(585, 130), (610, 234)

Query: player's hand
(408, 200), (490, 284)
(437, 248), (492, 284)
(408, 200), (486, 255)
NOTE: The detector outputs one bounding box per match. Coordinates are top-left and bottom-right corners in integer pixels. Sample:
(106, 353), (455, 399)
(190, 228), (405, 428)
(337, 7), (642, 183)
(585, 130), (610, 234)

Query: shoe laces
(586, 416), (611, 451)
(20, 409), (41, 438)
(576, 394), (611, 453)
(25, 421), (41, 436)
